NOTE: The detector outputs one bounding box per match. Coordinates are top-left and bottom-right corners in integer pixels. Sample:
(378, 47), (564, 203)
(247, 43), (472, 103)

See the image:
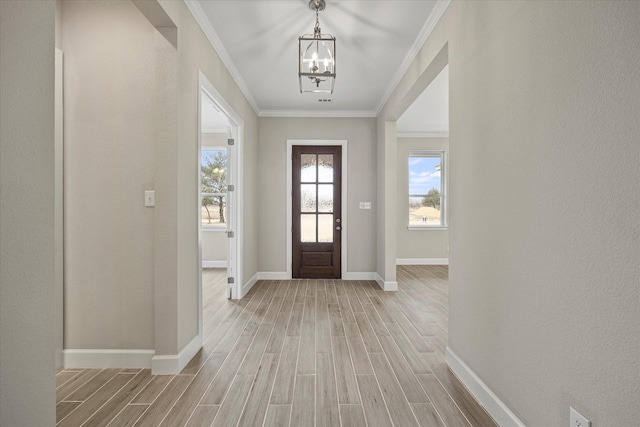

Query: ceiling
(397, 64), (448, 136)
(186, 0), (448, 122)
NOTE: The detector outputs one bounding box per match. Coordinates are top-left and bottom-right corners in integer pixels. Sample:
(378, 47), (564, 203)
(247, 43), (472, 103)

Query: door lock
(336, 218), (341, 223)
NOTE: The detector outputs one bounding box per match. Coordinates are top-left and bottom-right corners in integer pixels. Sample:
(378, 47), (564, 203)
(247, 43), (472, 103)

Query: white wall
(257, 117), (377, 275)
(396, 137), (449, 261)
(0, 1), (57, 425)
(383, 1), (640, 425)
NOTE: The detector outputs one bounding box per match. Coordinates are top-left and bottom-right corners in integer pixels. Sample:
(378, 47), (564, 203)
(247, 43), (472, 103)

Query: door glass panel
(301, 154), (317, 182)
(318, 184), (333, 213)
(301, 184), (316, 212)
(318, 154), (333, 182)
(301, 214), (316, 242)
(318, 214), (333, 242)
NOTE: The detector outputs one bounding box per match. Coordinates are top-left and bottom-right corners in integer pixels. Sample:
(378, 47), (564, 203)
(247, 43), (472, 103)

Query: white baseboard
(64, 349), (155, 369)
(396, 258), (449, 265)
(241, 273), (259, 299)
(445, 347), (525, 427)
(151, 334), (202, 375)
(342, 272), (377, 280)
(256, 271), (289, 280)
(203, 260), (227, 268)
(375, 273), (398, 291)
(255, 272), (379, 281)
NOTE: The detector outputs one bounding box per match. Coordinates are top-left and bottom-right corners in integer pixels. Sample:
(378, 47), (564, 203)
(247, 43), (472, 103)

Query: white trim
(257, 272), (289, 280)
(286, 140), (348, 280)
(203, 260), (227, 268)
(407, 226), (448, 231)
(64, 349), (154, 369)
(185, 1), (259, 114)
(259, 110), (377, 118)
(375, 273), (399, 292)
(375, 0), (451, 115)
(242, 273), (259, 299)
(342, 272), (378, 281)
(151, 335), (202, 375)
(396, 258), (449, 265)
(198, 71), (244, 302)
(252, 272), (381, 281)
(397, 131), (449, 139)
(446, 348), (525, 427)
(202, 226), (227, 232)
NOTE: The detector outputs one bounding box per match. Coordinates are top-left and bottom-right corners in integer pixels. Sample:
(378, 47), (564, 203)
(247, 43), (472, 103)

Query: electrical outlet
(570, 407), (590, 427)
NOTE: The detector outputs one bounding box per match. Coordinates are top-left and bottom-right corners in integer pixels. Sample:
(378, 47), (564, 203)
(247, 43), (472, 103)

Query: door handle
(336, 226), (341, 231)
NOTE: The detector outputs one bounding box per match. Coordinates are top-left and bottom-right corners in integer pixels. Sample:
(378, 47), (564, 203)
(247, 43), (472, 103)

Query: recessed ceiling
(397, 64), (449, 135)
(187, 0), (447, 116)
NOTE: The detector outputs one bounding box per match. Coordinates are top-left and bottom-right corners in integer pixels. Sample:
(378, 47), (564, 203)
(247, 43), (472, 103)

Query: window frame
(407, 150), (447, 230)
(201, 145), (228, 231)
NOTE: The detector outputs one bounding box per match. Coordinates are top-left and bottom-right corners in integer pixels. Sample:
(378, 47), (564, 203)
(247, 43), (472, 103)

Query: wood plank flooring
(56, 266), (497, 426)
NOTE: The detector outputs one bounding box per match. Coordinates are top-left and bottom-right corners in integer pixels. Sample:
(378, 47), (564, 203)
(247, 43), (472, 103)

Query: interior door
(292, 146), (342, 278)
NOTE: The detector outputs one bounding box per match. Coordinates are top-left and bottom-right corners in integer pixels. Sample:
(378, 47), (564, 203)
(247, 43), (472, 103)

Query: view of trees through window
(201, 148), (227, 226)
(409, 152), (444, 226)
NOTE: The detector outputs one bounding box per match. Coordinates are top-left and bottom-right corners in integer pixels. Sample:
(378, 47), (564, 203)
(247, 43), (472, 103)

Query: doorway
(197, 71), (244, 341)
(292, 145), (342, 278)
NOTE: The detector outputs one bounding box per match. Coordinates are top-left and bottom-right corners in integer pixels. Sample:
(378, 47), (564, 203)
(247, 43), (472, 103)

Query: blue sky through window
(409, 156), (441, 195)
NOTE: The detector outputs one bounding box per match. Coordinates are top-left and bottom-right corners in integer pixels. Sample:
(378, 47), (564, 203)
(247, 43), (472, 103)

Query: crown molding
(397, 131), (449, 138)
(375, 0), (451, 116)
(258, 110), (377, 118)
(185, 0), (260, 115)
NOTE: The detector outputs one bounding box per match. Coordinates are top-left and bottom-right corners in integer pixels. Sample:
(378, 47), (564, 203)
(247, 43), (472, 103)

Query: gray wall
(384, 1), (640, 425)
(161, 0), (259, 348)
(60, 0), (258, 357)
(62, 0), (157, 350)
(396, 137), (449, 261)
(0, 1), (57, 425)
(257, 117), (377, 274)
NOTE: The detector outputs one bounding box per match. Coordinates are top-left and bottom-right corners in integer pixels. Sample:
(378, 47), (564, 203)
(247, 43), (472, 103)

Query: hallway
(55, 266), (495, 426)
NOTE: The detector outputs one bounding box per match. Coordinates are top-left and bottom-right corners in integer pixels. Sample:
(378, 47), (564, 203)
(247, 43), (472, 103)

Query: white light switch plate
(359, 202), (371, 209)
(145, 190), (155, 207)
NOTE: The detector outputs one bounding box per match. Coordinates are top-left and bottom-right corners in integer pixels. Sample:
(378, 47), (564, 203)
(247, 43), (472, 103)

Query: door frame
(197, 71), (245, 344)
(287, 139), (347, 280)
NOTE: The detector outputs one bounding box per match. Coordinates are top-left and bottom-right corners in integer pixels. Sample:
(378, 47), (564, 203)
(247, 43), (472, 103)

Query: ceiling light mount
(299, 0), (336, 94)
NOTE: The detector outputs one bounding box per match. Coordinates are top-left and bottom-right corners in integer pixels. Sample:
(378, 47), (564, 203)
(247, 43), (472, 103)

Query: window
(201, 147), (227, 228)
(408, 151), (445, 228)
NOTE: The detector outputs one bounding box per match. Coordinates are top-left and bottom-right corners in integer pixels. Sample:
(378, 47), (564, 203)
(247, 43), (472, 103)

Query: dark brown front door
(292, 146), (341, 279)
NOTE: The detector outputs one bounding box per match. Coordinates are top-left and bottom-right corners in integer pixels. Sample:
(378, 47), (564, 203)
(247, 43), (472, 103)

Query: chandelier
(299, 0), (336, 94)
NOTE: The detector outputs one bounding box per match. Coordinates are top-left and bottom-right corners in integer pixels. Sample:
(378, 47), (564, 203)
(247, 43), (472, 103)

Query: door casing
(286, 139), (347, 279)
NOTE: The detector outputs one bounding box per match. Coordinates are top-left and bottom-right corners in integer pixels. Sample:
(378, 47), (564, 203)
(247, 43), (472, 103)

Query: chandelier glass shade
(299, 0), (335, 94)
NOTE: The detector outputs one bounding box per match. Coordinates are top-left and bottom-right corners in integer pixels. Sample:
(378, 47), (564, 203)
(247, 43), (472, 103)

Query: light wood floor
(55, 266), (497, 426)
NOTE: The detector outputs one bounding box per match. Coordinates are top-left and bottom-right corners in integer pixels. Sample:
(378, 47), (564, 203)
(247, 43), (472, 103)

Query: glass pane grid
(298, 151), (336, 243)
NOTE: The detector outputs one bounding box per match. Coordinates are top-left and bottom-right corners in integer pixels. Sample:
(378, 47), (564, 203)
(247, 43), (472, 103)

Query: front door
(292, 146), (342, 278)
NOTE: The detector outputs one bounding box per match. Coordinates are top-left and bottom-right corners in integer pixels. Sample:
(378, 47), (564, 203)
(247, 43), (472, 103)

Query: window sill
(407, 226), (448, 231)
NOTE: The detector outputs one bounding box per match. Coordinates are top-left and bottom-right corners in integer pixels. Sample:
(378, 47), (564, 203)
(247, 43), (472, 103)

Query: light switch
(145, 190), (155, 207)
(359, 202), (371, 209)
